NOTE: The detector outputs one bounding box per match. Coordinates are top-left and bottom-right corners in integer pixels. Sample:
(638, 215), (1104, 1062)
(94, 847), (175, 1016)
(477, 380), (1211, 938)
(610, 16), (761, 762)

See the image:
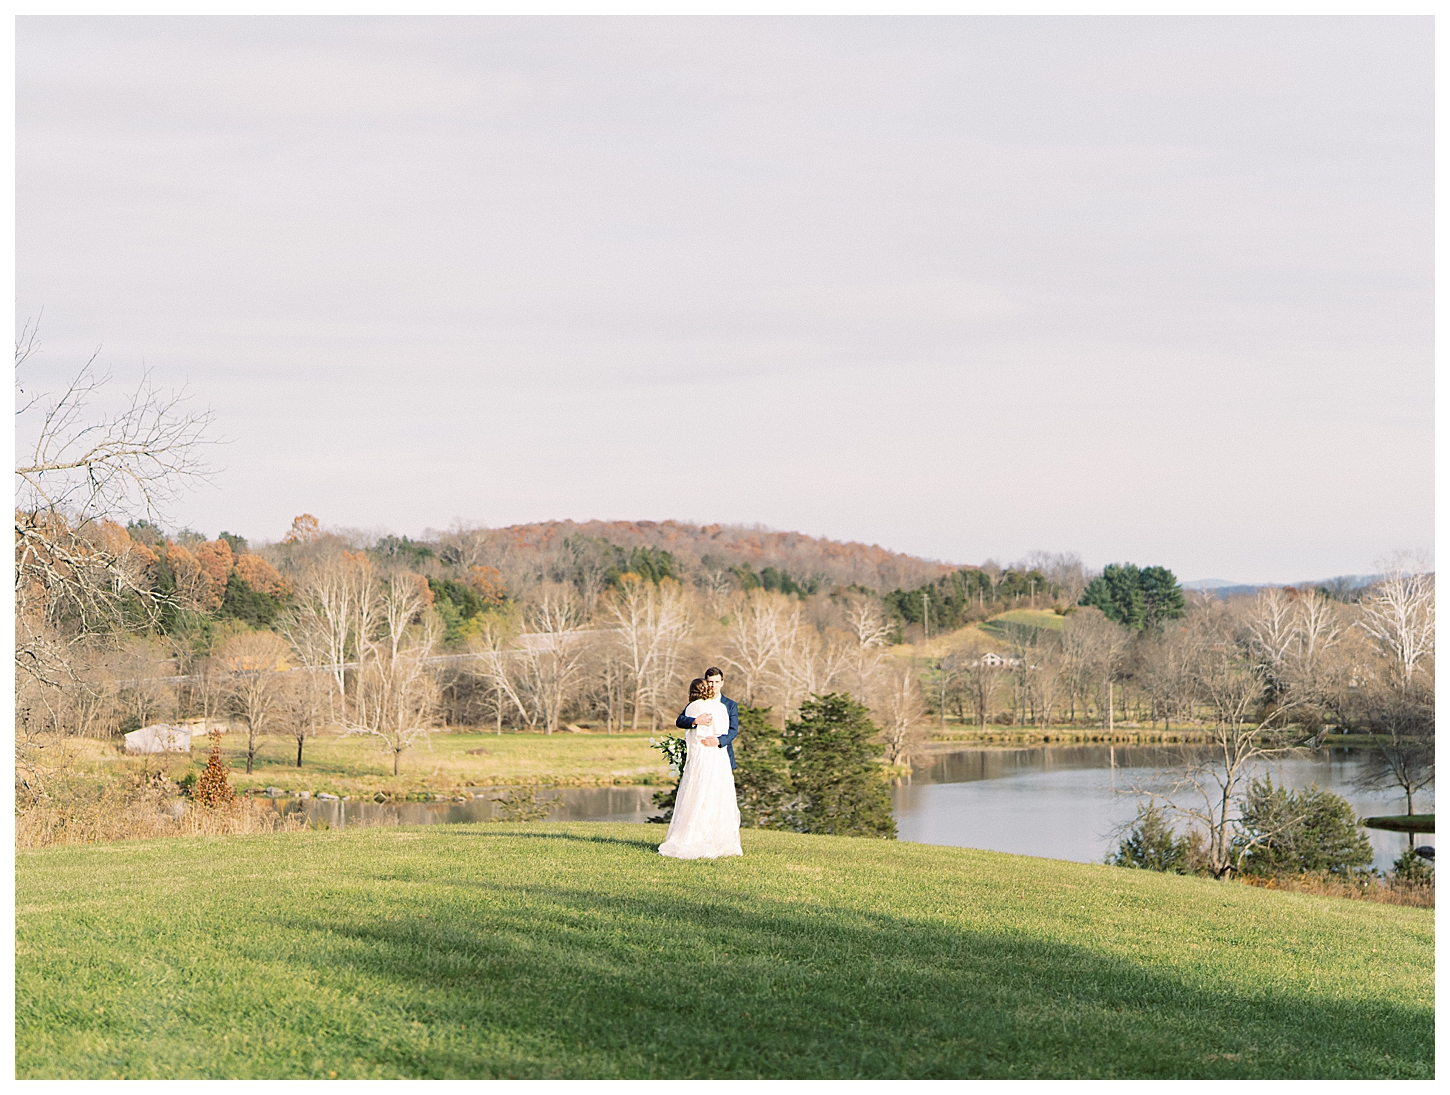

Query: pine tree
(781, 694), (896, 839)
(734, 705), (795, 828)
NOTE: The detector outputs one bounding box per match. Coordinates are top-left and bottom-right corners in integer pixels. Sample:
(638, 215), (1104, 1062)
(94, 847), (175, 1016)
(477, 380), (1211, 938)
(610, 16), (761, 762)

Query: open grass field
(16, 824), (1433, 1079)
(981, 608), (1065, 633)
(60, 730), (670, 798)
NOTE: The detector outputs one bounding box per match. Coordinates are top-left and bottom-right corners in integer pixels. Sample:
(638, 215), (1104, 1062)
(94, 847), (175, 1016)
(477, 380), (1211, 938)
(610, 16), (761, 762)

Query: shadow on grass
(273, 877), (1433, 1079)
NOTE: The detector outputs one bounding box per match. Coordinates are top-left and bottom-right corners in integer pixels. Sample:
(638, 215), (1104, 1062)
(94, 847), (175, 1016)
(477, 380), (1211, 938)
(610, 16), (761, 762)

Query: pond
(896, 743), (1433, 873)
(266, 744), (1432, 873)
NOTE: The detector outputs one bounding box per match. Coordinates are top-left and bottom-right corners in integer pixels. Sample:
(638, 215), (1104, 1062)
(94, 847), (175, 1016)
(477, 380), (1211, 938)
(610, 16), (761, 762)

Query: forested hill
(440, 520), (958, 593)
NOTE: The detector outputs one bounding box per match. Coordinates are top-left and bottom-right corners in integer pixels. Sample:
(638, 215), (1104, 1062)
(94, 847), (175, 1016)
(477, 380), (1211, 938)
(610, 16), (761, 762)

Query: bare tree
(873, 659), (924, 764)
(466, 611), (531, 733)
(285, 665), (329, 768)
(1348, 676), (1434, 817)
(1130, 599), (1311, 878)
(1357, 556), (1434, 687)
(724, 590), (796, 706)
(514, 585), (591, 734)
(961, 651), (1009, 731)
(15, 331), (214, 687)
(217, 630), (294, 774)
(841, 592), (892, 698)
(1061, 608), (1126, 730)
(345, 590), (441, 774)
(605, 575), (691, 730)
(284, 551), (374, 711)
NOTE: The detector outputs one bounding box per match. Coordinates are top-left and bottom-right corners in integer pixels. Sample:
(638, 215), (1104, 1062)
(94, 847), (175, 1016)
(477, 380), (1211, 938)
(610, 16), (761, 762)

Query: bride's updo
(689, 677), (714, 701)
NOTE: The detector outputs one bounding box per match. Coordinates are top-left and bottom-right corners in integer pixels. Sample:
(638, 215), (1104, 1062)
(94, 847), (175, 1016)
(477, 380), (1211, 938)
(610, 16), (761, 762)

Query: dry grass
(51, 728), (670, 799)
(16, 798), (305, 849)
(1238, 872), (1434, 908)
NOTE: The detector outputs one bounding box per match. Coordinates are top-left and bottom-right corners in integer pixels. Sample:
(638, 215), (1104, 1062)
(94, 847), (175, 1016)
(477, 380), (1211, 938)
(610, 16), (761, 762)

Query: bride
(658, 677), (743, 860)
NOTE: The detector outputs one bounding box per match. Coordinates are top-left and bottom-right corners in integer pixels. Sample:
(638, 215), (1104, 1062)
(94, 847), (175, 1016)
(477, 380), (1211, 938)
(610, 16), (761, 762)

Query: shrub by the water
(781, 693), (896, 839)
(1109, 806), (1199, 873)
(1234, 778), (1373, 877)
(1390, 846), (1434, 887)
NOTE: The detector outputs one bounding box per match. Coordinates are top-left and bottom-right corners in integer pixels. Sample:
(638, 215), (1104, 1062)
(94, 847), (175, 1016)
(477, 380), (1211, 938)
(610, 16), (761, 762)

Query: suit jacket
(676, 695), (739, 769)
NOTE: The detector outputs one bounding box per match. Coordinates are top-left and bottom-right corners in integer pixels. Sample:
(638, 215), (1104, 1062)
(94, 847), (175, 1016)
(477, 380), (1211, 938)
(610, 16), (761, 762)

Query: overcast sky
(16, 15), (1432, 583)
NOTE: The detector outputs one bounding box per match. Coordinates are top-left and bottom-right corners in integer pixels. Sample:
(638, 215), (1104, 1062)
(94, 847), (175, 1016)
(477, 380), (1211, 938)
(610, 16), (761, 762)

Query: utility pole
(922, 590), (930, 642)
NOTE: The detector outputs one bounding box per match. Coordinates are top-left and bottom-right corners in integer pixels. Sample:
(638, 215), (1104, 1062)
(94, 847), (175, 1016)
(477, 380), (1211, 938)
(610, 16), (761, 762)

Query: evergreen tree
(781, 693), (896, 839)
(733, 705), (795, 828)
(1109, 806), (1196, 873)
(1080, 563), (1184, 630)
(1234, 778), (1373, 876)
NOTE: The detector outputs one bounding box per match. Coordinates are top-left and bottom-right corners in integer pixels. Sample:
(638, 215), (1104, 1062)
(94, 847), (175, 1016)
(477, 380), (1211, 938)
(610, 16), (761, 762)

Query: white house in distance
(123, 724), (192, 754)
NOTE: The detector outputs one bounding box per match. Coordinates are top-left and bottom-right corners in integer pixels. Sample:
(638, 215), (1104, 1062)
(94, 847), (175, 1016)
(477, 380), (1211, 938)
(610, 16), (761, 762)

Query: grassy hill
(16, 825), (1432, 1079)
(980, 608), (1065, 635)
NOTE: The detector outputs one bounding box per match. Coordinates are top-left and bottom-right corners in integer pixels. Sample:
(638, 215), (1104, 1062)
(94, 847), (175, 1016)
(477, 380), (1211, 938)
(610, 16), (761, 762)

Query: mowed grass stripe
(16, 824), (1433, 1079)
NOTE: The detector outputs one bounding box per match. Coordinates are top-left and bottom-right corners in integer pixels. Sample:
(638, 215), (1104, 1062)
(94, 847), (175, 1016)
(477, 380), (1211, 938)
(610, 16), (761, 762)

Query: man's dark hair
(705, 666), (723, 679)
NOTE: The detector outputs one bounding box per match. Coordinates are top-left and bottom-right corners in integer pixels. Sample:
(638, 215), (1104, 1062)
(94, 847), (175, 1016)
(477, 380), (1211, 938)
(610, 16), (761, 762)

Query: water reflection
(895, 744), (1433, 872)
(270, 785), (661, 830)
(263, 745), (1432, 872)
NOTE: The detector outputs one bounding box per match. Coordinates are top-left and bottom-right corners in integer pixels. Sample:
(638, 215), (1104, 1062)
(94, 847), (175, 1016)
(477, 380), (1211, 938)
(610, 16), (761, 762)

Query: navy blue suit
(677, 696), (739, 769)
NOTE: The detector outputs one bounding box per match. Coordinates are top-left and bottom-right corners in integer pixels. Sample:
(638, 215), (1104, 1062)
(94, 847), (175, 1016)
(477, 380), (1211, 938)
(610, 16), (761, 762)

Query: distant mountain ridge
(1184, 574), (1381, 598)
(458, 519), (960, 592)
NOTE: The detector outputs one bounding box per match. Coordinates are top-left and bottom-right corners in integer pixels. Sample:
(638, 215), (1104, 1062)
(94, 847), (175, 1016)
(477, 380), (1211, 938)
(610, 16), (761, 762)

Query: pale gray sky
(16, 16), (1433, 583)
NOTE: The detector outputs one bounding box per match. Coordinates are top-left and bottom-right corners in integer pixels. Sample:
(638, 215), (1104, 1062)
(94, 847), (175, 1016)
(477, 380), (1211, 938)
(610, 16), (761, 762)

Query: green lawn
(982, 608), (1065, 633)
(16, 825), (1433, 1079)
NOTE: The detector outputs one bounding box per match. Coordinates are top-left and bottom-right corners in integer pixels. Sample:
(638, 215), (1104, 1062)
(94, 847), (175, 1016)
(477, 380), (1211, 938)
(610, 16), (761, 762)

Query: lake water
(894, 744), (1432, 873)
(270, 744), (1432, 872)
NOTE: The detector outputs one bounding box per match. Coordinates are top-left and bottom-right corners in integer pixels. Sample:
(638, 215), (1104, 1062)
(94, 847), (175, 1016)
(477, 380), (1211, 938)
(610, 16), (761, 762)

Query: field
(59, 730), (670, 799)
(979, 608), (1065, 633)
(16, 824), (1433, 1079)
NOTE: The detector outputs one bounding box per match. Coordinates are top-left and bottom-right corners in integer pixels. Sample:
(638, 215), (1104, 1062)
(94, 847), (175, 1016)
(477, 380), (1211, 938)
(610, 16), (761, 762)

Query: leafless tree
(15, 329), (215, 686)
(1357, 555), (1434, 687)
(961, 651), (1009, 731)
(605, 575), (691, 730)
(1128, 598), (1311, 877)
(723, 590), (801, 707)
(283, 551), (374, 711)
(873, 659), (924, 765)
(1024, 550), (1089, 607)
(217, 630), (294, 774)
(1061, 608), (1126, 730)
(1348, 675), (1434, 818)
(466, 611), (531, 733)
(841, 592), (892, 697)
(514, 585), (591, 734)
(285, 664), (330, 768)
(345, 587), (442, 774)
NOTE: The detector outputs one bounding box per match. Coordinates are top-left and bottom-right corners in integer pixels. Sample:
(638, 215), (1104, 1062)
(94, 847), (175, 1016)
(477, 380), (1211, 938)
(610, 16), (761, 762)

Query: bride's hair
(689, 677), (713, 701)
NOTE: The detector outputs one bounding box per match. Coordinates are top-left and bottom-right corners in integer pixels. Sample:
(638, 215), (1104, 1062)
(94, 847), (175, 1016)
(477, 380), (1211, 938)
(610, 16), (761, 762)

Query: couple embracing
(658, 666), (744, 860)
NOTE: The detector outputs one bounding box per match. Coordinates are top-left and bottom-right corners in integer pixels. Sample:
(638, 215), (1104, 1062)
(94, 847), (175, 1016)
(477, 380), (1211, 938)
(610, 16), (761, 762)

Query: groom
(675, 666), (739, 768)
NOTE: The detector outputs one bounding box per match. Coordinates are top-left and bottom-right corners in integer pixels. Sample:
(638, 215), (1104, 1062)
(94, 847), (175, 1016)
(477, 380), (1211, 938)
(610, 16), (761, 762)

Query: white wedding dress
(658, 697), (743, 860)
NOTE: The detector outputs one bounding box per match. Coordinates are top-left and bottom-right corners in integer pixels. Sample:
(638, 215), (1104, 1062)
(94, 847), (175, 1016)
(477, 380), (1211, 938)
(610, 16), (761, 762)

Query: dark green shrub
(734, 705), (794, 829)
(1234, 778), (1374, 877)
(1391, 847), (1434, 886)
(1109, 806), (1198, 873)
(782, 694), (896, 839)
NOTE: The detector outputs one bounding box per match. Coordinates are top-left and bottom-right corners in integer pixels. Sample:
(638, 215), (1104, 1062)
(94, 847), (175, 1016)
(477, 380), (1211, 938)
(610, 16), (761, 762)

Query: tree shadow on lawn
(275, 879), (1433, 1080)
